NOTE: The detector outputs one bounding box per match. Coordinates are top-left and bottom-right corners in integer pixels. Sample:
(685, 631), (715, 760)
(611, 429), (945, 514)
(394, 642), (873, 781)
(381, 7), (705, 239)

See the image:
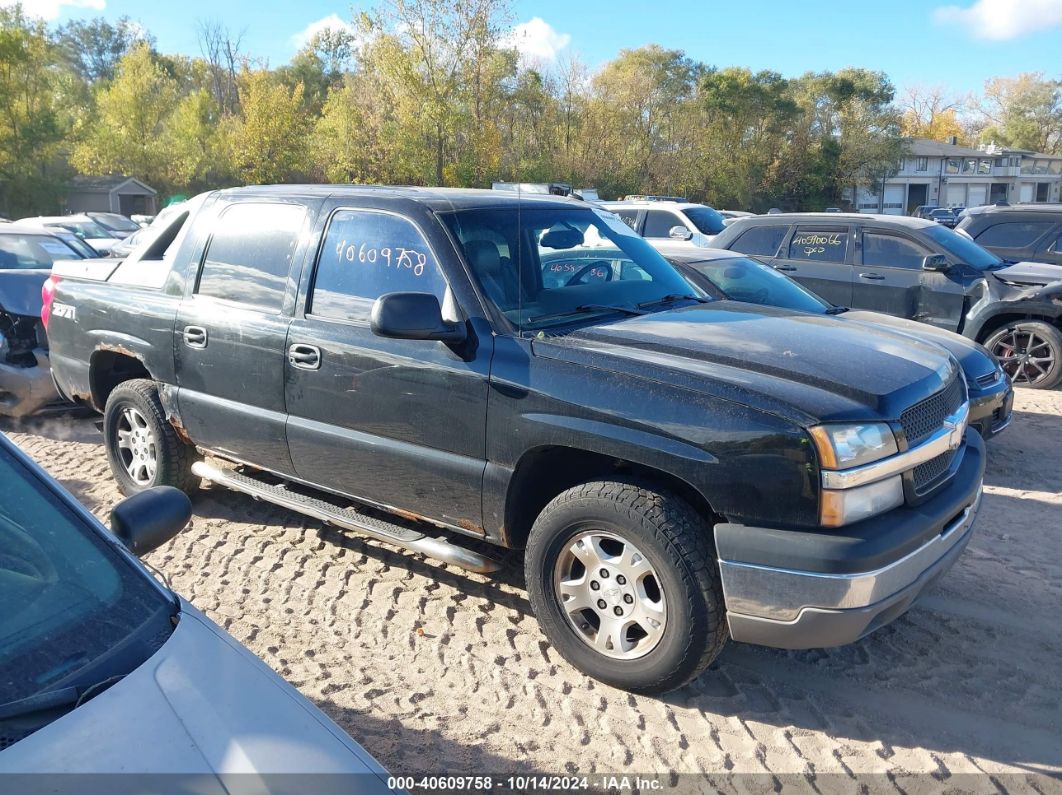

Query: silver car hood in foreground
(0, 599), (392, 792)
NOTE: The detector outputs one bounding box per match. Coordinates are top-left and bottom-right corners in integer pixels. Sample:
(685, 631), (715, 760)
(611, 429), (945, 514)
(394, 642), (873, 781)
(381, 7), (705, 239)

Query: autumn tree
(224, 70), (310, 184)
(71, 44), (215, 194)
(899, 85), (965, 142)
(974, 73), (1062, 154)
(55, 16), (152, 84)
(0, 6), (73, 216)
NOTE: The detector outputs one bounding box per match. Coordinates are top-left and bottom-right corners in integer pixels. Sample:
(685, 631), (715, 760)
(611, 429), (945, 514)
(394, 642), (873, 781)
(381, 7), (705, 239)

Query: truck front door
(284, 205), (492, 532)
(174, 199), (315, 475)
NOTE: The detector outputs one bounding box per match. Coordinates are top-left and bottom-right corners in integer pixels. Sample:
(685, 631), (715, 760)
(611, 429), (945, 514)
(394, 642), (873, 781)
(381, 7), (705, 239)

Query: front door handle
(859, 272), (885, 280)
(288, 343), (321, 370)
(183, 325), (207, 348)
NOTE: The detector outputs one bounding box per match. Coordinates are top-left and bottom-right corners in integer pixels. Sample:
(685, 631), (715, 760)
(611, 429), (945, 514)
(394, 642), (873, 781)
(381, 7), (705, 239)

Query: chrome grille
(900, 377), (964, 447)
(975, 371), (998, 388)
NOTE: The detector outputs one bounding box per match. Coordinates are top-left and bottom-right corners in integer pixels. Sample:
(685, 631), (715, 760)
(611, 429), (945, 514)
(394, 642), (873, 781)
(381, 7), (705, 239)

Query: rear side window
(643, 210), (681, 238)
(197, 203), (305, 311)
(310, 209), (446, 323)
(862, 232), (931, 269)
(730, 225), (787, 256)
(789, 227), (849, 262)
(613, 210), (640, 232)
(974, 221), (1054, 248)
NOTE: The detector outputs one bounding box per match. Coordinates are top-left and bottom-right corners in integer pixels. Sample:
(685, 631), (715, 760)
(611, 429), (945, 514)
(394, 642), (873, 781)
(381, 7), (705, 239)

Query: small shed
(65, 176), (158, 216)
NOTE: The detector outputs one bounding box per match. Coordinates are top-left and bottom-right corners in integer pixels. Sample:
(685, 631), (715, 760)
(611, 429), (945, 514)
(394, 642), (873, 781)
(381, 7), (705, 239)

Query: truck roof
(732, 212), (937, 229)
(211, 184), (588, 213)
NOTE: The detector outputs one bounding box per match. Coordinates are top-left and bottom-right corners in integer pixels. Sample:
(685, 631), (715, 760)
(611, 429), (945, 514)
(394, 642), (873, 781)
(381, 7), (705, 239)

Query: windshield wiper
(0, 687), (80, 721)
(637, 294), (711, 309)
(528, 304), (647, 324)
(825, 306), (849, 315)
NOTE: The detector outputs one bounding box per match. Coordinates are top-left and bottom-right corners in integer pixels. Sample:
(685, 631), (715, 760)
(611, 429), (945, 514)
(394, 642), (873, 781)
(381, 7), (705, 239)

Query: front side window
(442, 206), (696, 332)
(974, 221), (1054, 248)
(788, 227), (849, 263)
(196, 202), (305, 311)
(863, 232), (931, 269)
(681, 207), (726, 235)
(310, 210), (447, 323)
(730, 225), (788, 256)
(643, 210), (682, 238)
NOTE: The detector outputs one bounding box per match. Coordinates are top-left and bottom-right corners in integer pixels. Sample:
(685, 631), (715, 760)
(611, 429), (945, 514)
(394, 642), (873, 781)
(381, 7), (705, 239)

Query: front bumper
(968, 373), (1013, 440)
(0, 349), (59, 418)
(715, 430), (985, 649)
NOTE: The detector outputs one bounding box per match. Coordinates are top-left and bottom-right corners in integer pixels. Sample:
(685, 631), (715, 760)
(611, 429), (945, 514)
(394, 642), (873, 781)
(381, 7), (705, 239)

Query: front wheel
(984, 321), (1062, 390)
(525, 480), (727, 694)
(103, 379), (200, 496)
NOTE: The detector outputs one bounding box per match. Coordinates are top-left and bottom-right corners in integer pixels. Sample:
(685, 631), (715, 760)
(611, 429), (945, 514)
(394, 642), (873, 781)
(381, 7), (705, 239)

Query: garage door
(883, 185), (905, 215)
(1020, 183), (1035, 203)
(967, 184), (988, 207)
(946, 184), (966, 207)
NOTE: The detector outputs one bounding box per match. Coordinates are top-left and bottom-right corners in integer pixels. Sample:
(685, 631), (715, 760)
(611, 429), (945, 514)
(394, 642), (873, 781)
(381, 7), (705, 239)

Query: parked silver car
(0, 432), (394, 791)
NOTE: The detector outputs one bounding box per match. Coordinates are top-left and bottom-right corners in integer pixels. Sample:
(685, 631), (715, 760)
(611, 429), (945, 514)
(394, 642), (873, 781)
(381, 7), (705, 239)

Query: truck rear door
(173, 198), (318, 473)
(775, 224), (854, 307)
(283, 203), (492, 531)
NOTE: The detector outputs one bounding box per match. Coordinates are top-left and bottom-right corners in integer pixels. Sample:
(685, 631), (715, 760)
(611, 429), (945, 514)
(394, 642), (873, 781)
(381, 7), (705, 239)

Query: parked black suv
(956, 204), (1062, 267)
(711, 213), (1062, 388)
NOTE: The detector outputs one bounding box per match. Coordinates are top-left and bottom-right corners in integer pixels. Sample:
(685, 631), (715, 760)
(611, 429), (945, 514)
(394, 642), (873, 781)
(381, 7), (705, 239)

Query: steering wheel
(565, 261), (614, 287)
(0, 511), (59, 586)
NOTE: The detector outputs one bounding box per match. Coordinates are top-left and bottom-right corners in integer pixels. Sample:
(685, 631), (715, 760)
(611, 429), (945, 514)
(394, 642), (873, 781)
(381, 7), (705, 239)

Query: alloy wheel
(115, 406), (157, 485)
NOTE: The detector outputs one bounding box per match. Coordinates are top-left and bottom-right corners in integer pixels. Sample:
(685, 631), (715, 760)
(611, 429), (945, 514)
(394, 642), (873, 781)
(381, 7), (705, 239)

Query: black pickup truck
(45, 186), (985, 693)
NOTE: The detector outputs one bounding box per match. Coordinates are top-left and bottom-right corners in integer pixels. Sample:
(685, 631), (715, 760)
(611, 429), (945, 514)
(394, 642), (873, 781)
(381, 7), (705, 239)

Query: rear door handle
(859, 272), (885, 280)
(288, 343), (321, 370)
(773, 264), (797, 272)
(183, 325), (207, 348)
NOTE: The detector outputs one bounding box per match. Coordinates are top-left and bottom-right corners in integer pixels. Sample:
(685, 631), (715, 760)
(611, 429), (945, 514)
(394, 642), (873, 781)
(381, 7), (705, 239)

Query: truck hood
(0, 601), (391, 790)
(535, 302), (958, 426)
(992, 261), (1062, 287)
(841, 310), (997, 382)
(0, 269), (50, 317)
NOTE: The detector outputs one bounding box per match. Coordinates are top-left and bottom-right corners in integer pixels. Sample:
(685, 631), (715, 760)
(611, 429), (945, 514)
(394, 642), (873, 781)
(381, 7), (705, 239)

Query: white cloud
(934, 0), (1062, 40)
(504, 17), (571, 64)
(290, 12), (354, 50)
(0, 0), (105, 21)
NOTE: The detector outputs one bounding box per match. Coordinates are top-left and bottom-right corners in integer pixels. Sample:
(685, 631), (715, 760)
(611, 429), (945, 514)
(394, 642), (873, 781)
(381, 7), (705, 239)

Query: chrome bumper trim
(821, 401), (970, 490)
(719, 487), (981, 623)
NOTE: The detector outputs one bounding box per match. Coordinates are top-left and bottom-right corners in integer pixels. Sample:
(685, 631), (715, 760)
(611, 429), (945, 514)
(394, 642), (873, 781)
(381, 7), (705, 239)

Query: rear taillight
(41, 275), (60, 331)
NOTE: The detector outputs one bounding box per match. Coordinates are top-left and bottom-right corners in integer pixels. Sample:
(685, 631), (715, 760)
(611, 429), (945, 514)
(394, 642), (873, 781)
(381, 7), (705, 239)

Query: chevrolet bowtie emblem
(944, 418), (963, 450)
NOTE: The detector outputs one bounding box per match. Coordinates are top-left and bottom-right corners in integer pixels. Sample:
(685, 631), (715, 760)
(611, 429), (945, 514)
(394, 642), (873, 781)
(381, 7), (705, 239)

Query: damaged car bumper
(0, 348), (59, 417)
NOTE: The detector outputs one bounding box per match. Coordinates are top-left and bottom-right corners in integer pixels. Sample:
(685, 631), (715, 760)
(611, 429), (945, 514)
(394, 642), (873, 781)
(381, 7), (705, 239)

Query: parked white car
(601, 200), (727, 250)
(16, 215), (122, 255)
(0, 432), (395, 791)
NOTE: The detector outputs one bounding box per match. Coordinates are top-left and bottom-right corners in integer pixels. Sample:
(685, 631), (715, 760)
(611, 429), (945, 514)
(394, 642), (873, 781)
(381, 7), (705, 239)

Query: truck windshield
(0, 443), (175, 743)
(923, 225), (1004, 270)
(443, 206), (703, 332)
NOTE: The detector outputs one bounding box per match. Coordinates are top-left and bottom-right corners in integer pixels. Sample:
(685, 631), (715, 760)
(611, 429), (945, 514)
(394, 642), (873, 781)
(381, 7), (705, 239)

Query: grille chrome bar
(822, 401), (970, 490)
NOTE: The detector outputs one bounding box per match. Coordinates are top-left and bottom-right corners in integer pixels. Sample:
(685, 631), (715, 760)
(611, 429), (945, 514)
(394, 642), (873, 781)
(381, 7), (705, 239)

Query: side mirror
(111, 486), (192, 557)
(922, 254), (951, 272)
(370, 292), (467, 344)
(669, 225), (693, 241)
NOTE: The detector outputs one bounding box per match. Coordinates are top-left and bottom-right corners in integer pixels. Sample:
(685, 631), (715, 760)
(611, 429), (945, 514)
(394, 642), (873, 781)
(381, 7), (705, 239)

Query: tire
(984, 321), (1062, 390)
(103, 379), (200, 496)
(525, 479), (727, 694)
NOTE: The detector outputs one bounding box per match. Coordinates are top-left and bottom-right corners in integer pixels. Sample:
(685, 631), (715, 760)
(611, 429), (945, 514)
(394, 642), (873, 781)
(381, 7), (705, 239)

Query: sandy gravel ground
(4, 390), (1061, 792)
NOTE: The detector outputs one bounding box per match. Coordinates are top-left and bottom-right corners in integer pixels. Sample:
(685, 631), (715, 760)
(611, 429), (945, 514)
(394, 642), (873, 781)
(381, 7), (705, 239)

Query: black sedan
(667, 249), (1014, 440)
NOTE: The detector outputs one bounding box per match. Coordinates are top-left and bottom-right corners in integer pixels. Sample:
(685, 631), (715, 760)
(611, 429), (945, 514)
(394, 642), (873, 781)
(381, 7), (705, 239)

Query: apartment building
(849, 138), (1062, 215)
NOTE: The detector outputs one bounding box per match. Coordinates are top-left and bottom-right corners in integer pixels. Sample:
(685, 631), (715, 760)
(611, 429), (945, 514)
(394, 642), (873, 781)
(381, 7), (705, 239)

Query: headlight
(808, 422), (898, 469)
(821, 476), (904, 527)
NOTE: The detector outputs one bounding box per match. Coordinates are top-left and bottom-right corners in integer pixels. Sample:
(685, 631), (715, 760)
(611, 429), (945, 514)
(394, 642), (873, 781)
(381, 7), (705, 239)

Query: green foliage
(224, 70), (310, 185)
(55, 15), (152, 84)
(978, 73), (1062, 155)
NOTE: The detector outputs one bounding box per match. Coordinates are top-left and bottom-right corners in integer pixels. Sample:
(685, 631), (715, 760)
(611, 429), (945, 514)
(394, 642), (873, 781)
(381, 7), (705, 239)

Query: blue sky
(14, 0), (1062, 96)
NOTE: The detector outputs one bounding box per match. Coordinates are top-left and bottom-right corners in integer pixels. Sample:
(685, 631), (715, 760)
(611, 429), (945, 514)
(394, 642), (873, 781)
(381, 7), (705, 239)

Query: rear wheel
(525, 479), (727, 694)
(103, 379), (200, 496)
(984, 321), (1062, 390)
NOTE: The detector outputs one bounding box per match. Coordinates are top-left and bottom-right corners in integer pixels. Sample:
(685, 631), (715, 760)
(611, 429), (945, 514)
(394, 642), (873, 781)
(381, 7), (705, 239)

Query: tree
(223, 69), (310, 184)
(899, 85), (965, 142)
(71, 44), (213, 193)
(196, 19), (243, 115)
(276, 28), (357, 114)
(975, 73), (1062, 154)
(55, 16), (153, 84)
(0, 6), (71, 216)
